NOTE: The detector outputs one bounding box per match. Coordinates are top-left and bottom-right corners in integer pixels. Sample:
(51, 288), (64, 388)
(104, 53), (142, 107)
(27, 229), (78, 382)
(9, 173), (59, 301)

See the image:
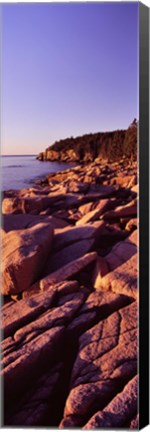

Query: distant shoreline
(1, 154), (37, 157)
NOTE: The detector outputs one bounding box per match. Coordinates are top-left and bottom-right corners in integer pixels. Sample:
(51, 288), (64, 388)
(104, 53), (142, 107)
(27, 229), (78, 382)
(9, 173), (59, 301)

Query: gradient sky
(1, 2), (139, 155)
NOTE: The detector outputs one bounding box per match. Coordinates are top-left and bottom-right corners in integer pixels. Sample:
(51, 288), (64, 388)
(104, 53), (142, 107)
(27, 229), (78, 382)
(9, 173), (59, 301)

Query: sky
(1, 2), (139, 155)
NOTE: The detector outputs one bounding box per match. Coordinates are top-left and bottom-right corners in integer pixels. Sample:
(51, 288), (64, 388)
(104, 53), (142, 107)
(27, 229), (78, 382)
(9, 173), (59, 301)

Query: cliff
(37, 120), (137, 163)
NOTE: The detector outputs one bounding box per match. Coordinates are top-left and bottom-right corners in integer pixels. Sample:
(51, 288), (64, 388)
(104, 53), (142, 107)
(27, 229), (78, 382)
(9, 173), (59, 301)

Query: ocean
(1, 155), (75, 191)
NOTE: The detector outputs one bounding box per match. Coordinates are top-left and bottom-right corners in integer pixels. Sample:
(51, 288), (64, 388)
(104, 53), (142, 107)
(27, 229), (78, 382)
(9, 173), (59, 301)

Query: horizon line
(1, 154), (37, 157)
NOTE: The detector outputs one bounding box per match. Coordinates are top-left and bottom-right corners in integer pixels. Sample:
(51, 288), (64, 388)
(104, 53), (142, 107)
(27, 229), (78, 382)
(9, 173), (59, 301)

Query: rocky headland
(1, 128), (138, 428)
(37, 120), (137, 163)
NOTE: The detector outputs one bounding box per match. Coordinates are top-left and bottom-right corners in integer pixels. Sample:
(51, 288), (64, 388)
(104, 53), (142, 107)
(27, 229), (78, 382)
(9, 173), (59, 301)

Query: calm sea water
(1, 155), (75, 191)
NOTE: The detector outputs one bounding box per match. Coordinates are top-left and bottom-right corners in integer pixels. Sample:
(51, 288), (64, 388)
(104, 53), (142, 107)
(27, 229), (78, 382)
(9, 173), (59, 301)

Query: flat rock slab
(104, 230), (137, 272)
(96, 253), (138, 299)
(76, 199), (110, 226)
(2, 214), (69, 233)
(53, 221), (105, 251)
(66, 180), (89, 194)
(2, 214), (42, 232)
(103, 199), (137, 220)
(86, 185), (116, 197)
(79, 202), (94, 215)
(29, 252), (97, 294)
(13, 292), (86, 345)
(67, 290), (131, 338)
(2, 281), (79, 340)
(2, 194), (66, 215)
(23, 279), (79, 300)
(2, 326), (65, 403)
(1, 289), (56, 339)
(45, 239), (95, 274)
(61, 301), (137, 426)
(2, 279), (85, 426)
(2, 196), (43, 215)
(83, 375), (138, 429)
(1, 223), (53, 295)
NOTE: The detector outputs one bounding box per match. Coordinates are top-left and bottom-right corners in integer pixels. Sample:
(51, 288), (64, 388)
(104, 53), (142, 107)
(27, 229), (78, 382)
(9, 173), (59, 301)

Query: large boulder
(1, 223), (53, 295)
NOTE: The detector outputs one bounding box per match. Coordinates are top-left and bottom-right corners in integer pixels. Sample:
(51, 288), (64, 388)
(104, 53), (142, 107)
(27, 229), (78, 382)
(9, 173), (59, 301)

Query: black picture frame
(139, 2), (149, 429)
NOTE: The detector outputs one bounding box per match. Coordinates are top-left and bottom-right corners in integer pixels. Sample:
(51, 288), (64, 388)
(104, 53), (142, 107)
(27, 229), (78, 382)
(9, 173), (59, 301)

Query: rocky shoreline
(1, 157), (138, 428)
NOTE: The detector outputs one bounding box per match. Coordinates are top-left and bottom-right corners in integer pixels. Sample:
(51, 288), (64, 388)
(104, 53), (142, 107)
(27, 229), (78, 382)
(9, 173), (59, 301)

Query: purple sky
(2, 2), (139, 155)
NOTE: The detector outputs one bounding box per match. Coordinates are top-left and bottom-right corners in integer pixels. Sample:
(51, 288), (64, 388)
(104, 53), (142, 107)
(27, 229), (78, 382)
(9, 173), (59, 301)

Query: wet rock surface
(1, 158), (138, 428)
